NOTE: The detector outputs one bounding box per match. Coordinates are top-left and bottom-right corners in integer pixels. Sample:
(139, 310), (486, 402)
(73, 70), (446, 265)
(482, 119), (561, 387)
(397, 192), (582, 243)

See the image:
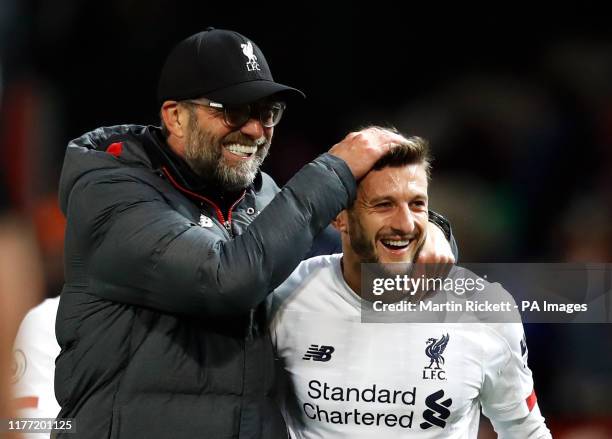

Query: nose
(390, 203), (416, 236)
(240, 117), (265, 139)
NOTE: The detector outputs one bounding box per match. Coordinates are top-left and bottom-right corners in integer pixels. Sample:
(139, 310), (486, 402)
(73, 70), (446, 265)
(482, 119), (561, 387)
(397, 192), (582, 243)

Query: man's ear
(332, 210), (349, 234)
(161, 101), (187, 139)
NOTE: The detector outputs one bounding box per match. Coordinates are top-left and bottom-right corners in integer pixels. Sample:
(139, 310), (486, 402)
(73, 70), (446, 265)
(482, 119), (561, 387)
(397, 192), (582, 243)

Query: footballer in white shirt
(268, 134), (551, 438)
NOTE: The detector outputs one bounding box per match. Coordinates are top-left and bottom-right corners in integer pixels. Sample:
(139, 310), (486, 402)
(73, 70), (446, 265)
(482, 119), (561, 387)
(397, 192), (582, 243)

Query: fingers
(416, 250), (456, 265)
(344, 127), (407, 149)
(329, 127), (409, 180)
(418, 222), (455, 264)
(414, 223), (455, 288)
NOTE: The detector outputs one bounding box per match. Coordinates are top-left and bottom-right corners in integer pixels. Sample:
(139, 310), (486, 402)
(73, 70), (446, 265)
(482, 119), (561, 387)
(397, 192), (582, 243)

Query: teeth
(226, 144), (257, 155)
(382, 239), (411, 247)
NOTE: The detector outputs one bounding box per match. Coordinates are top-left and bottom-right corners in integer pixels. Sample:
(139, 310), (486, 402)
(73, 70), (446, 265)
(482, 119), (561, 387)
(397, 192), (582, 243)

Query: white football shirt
(268, 254), (551, 438)
(12, 296), (61, 430)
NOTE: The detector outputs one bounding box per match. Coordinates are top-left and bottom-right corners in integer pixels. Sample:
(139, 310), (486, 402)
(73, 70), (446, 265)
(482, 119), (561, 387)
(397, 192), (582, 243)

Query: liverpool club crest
(423, 333), (450, 381)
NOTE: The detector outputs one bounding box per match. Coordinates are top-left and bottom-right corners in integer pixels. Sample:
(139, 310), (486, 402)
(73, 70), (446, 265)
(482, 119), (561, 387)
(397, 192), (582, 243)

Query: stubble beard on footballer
(184, 116), (270, 192)
(347, 210), (423, 266)
(348, 211), (379, 265)
(347, 211), (429, 300)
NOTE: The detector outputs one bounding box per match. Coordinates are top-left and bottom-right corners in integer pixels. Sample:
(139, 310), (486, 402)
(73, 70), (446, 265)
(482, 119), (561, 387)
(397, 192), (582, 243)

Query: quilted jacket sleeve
(64, 154), (355, 316)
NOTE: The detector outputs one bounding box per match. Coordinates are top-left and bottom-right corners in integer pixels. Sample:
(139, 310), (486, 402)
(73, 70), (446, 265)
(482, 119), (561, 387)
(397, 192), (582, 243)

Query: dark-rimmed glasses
(185, 98), (286, 129)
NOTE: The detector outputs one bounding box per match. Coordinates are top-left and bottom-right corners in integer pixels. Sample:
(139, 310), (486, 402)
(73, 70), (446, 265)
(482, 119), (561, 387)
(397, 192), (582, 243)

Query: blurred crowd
(0, 2), (610, 437)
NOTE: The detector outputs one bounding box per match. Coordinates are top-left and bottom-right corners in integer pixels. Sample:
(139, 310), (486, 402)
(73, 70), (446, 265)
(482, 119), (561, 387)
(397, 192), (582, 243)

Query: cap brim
(204, 80), (305, 105)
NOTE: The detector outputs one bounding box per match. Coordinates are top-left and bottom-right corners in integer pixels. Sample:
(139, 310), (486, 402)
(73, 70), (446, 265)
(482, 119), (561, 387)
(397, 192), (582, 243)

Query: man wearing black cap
(54, 28), (456, 438)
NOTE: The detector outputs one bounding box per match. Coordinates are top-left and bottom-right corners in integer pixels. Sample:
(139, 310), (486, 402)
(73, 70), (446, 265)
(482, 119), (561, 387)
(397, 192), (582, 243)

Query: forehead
(358, 164), (428, 202)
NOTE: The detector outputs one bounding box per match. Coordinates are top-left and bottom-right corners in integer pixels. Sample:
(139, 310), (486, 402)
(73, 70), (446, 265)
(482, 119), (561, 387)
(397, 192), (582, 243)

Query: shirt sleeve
(266, 263), (305, 351)
(480, 324), (552, 438)
(490, 403), (552, 438)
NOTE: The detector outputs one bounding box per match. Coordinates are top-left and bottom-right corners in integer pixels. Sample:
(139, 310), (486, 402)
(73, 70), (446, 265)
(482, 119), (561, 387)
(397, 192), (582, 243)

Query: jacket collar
(144, 126), (261, 209)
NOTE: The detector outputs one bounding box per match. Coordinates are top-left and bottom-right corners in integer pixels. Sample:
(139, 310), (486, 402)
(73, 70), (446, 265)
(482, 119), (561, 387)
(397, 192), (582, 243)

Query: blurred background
(1, 2), (610, 437)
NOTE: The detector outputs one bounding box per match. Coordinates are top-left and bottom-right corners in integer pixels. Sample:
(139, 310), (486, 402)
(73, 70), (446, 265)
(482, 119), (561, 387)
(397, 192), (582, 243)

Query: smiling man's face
(182, 101), (273, 191)
(344, 163), (429, 265)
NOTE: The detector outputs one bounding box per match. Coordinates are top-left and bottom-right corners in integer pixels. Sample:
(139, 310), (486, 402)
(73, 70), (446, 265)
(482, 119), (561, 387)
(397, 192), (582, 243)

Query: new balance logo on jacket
(302, 345), (335, 362)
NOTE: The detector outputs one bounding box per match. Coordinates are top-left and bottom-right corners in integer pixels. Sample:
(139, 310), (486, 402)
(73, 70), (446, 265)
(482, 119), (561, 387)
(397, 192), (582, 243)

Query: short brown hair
(371, 129), (431, 178)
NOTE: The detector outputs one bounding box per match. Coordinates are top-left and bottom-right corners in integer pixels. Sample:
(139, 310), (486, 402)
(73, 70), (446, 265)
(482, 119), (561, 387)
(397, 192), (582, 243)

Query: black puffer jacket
(54, 125), (354, 438)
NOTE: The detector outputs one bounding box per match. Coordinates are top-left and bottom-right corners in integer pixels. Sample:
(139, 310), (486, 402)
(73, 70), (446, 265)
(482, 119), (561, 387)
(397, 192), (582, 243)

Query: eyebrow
(367, 196), (393, 204)
(367, 192), (428, 204)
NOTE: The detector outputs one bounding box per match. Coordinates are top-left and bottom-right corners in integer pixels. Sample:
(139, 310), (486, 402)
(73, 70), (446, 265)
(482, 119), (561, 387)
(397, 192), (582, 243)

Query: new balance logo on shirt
(302, 345), (335, 362)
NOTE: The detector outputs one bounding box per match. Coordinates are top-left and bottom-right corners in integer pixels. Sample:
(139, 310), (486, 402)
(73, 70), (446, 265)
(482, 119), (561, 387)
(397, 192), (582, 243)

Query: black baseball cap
(157, 28), (305, 105)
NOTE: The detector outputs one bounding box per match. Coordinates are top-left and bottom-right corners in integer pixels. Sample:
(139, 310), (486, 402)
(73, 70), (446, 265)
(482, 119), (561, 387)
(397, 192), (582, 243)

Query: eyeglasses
(185, 98), (286, 129)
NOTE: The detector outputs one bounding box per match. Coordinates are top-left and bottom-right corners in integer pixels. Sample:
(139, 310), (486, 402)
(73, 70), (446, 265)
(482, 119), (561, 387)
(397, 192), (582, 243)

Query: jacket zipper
(160, 166), (246, 237)
(160, 166), (257, 432)
(224, 191), (247, 238)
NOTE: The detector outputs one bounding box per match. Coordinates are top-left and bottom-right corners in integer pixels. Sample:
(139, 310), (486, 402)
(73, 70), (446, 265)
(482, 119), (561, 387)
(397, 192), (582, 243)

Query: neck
(341, 253), (362, 296)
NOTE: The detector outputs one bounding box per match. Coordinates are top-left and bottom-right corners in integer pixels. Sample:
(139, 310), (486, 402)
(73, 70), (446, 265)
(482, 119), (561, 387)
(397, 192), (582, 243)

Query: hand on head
(328, 127), (408, 180)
